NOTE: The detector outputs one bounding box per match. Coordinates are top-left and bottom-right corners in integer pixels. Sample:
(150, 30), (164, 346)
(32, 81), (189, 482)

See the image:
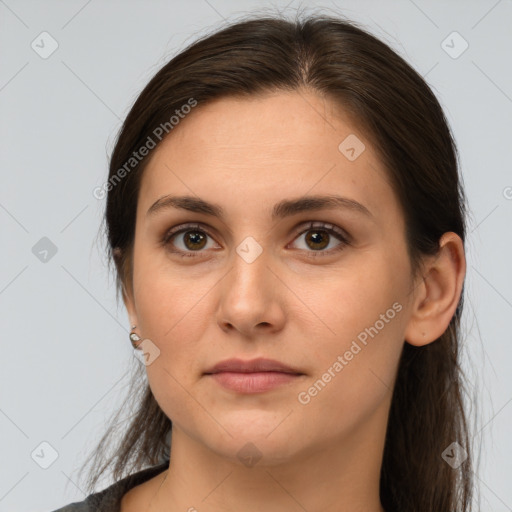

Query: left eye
(289, 222), (349, 255)
(162, 222), (350, 258)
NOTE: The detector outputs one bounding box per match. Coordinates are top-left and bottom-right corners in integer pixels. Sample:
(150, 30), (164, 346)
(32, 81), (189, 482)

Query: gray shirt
(50, 460), (170, 512)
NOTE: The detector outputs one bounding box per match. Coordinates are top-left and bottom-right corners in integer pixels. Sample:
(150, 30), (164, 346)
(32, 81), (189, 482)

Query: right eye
(162, 223), (220, 258)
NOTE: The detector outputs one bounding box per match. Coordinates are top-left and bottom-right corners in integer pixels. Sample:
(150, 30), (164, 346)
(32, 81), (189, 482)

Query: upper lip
(204, 357), (303, 375)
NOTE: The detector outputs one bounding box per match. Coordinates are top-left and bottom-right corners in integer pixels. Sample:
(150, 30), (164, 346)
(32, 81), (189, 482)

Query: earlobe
(404, 232), (466, 347)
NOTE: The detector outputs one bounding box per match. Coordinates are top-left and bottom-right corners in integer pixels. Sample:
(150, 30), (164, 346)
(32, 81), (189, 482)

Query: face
(124, 90), (417, 466)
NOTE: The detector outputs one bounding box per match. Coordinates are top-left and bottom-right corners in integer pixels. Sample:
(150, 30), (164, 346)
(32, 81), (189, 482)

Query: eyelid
(291, 221), (351, 243)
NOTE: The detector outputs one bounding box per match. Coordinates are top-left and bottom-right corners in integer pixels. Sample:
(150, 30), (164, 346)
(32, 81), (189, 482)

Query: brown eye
(162, 223), (218, 257)
(290, 222), (350, 257)
(304, 229), (330, 250)
(182, 230), (207, 251)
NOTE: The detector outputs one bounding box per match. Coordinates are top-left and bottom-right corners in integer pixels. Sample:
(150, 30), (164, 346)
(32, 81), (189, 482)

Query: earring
(130, 326), (142, 349)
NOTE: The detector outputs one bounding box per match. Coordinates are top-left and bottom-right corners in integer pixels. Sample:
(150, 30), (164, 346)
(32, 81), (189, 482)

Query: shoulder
(48, 460), (170, 512)
(48, 496), (96, 512)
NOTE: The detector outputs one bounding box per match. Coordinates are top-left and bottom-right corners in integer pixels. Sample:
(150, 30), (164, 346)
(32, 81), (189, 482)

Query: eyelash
(161, 221), (351, 259)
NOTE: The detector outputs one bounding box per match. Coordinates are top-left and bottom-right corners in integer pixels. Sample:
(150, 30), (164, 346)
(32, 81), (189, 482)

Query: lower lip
(207, 371), (302, 393)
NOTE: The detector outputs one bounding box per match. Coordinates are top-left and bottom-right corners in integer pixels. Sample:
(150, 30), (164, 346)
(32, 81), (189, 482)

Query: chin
(200, 414), (304, 467)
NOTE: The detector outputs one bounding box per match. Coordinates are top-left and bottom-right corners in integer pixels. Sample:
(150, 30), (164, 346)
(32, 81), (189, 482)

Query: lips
(204, 357), (305, 393)
(204, 357), (303, 375)
(211, 372), (301, 393)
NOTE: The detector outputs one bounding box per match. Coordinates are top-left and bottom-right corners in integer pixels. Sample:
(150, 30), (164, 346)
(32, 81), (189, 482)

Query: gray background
(1, 0), (511, 510)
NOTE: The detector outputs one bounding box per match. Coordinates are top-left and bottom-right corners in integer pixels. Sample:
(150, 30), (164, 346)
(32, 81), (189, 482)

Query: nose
(216, 247), (286, 338)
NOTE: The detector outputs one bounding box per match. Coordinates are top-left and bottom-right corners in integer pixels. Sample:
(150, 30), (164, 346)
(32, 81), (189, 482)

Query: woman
(53, 11), (474, 512)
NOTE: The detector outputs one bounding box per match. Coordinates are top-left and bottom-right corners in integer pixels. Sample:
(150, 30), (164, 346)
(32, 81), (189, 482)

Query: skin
(120, 90), (466, 512)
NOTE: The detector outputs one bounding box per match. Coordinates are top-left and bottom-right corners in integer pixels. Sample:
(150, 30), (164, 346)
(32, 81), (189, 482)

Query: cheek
(131, 259), (216, 428)
(132, 248), (216, 342)
(303, 256), (405, 348)
(295, 257), (406, 414)
(293, 305), (404, 446)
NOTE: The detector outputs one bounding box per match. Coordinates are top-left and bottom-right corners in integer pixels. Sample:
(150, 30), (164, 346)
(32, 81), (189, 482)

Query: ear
(114, 247), (138, 329)
(404, 232), (466, 346)
(122, 280), (138, 329)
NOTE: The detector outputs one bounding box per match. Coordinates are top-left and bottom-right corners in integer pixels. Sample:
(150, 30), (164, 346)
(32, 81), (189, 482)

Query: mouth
(205, 371), (304, 393)
(203, 358), (305, 394)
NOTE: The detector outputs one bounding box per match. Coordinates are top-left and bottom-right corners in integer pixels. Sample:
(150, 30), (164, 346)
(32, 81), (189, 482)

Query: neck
(150, 404), (389, 512)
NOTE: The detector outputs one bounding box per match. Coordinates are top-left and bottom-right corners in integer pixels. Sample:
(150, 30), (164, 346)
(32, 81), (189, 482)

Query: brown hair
(79, 10), (476, 511)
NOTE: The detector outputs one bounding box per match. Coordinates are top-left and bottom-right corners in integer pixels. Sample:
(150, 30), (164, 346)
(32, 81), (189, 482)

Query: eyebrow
(146, 194), (374, 221)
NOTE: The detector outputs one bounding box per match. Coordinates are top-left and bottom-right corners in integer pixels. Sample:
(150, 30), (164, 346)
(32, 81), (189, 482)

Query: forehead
(138, 90), (399, 224)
